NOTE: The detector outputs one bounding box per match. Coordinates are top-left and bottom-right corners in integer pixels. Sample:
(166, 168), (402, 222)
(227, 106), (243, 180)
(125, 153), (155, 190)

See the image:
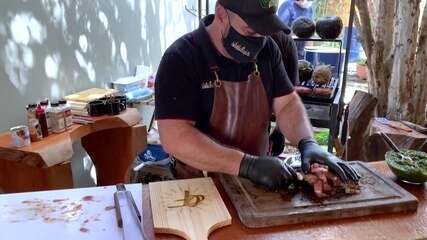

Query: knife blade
(116, 184), (142, 221)
(114, 184), (148, 240)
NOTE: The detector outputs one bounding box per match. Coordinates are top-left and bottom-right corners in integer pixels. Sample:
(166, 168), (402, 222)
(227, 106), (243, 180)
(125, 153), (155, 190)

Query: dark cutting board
(219, 161), (418, 228)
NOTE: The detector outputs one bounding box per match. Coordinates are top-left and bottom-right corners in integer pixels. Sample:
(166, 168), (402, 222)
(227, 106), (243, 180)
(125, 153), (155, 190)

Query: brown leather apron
(173, 28), (271, 178)
(174, 62), (271, 179)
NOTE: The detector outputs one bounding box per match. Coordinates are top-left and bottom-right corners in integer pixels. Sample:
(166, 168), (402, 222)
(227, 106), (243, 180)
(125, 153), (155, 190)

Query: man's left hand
(298, 138), (361, 182)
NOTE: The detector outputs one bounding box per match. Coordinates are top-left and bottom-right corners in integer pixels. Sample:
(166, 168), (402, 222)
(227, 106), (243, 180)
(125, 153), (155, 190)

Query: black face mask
(222, 23), (266, 63)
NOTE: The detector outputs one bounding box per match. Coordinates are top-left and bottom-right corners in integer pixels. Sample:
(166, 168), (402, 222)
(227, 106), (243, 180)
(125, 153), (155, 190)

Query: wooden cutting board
(220, 161), (418, 228)
(64, 88), (118, 103)
(149, 177), (231, 240)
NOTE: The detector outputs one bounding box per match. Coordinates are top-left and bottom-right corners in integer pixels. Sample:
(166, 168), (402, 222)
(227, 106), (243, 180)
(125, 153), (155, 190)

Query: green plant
(357, 58), (367, 66)
(314, 129), (329, 146)
(314, 0), (328, 20)
(313, 0), (345, 20)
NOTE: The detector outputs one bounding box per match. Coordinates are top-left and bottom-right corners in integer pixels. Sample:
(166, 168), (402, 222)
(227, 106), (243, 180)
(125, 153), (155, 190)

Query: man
(271, 30), (299, 86)
(269, 30), (299, 156)
(278, 0), (314, 28)
(278, 0), (314, 59)
(155, 0), (359, 191)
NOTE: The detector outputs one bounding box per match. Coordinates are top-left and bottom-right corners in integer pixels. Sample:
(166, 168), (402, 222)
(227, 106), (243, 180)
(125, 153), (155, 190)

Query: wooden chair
(334, 91), (378, 160)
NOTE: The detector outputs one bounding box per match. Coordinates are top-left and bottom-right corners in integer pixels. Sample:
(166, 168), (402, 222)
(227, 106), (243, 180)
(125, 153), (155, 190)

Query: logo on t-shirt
(231, 42), (250, 57)
(201, 81), (215, 89)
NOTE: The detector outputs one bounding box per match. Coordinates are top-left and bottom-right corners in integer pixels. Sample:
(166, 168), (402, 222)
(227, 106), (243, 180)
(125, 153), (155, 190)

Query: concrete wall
(0, 0), (198, 131)
(0, 0), (199, 187)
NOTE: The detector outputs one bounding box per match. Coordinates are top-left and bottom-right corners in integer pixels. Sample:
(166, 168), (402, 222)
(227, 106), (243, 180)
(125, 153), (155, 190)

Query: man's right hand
(238, 154), (297, 191)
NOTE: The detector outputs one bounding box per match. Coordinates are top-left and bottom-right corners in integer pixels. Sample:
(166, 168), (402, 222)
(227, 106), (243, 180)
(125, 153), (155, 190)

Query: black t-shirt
(271, 31), (299, 86)
(155, 15), (295, 132)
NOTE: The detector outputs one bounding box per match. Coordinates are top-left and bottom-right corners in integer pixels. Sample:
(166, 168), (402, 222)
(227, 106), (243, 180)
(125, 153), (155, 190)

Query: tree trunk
(387, 0), (421, 120)
(413, 3), (427, 124)
(355, 0), (427, 124)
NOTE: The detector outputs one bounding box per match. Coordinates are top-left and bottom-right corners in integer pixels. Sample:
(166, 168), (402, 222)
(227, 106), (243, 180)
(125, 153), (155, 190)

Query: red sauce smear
(80, 227), (89, 233)
(53, 198), (68, 203)
(104, 206), (115, 211)
(82, 195), (94, 201)
(83, 219), (89, 224)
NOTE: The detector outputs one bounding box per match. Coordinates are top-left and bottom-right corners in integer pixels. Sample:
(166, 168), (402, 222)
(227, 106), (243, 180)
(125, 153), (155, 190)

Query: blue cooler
(305, 46), (345, 78)
(138, 144), (169, 162)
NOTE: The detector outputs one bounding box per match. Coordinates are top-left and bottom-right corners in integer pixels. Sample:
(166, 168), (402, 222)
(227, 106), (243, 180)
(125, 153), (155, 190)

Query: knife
(116, 184), (142, 221)
(114, 184), (148, 240)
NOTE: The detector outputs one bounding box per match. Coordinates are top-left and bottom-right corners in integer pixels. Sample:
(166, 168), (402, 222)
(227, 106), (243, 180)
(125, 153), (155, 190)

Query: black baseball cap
(218, 0), (291, 35)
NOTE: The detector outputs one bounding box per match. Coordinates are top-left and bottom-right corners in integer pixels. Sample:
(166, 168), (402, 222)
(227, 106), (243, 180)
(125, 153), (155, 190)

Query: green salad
(385, 149), (427, 184)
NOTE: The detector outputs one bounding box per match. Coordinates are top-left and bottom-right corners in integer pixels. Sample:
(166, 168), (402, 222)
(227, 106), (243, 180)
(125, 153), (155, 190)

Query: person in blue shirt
(277, 0), (314, 59)
(278, 0), (314, 27)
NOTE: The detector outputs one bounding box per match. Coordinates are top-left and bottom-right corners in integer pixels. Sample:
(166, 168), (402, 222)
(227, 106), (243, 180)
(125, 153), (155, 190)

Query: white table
(0, 184), (144, 240)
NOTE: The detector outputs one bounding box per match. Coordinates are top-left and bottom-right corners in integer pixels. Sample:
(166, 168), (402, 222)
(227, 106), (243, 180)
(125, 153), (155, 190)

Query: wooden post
(335, 91), (377, 160)
(81, 124), (147, 186)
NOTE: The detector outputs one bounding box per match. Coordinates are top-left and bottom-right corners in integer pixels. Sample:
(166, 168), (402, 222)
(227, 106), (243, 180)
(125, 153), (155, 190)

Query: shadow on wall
(0, 0), (197, 131)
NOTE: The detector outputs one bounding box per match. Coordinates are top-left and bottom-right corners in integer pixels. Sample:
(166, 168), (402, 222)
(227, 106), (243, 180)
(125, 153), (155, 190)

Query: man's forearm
(158, 120), (244, 175)
(275, 93), (313, 145)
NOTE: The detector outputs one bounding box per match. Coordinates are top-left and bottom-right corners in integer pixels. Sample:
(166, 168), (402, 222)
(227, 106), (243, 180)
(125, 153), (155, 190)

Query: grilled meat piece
(298, 163), (360, 198)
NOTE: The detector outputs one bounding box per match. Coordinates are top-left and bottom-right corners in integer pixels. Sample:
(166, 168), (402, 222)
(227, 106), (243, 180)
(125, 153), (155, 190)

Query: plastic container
(305, 46), (345, 78)
(10, 125), (31, 148)
(138, 144), (169, 163)
(26, 103), (43, 141)
(59, 100), (73, 129)
(48, 102), (65, 133)
(28, 118), (43, 142)
(26, 103), (38, 121)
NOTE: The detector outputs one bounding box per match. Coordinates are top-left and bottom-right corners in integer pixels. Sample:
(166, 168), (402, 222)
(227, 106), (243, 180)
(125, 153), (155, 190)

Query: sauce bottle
(35, 104), (49, 137)
(40, 99), (52, 133)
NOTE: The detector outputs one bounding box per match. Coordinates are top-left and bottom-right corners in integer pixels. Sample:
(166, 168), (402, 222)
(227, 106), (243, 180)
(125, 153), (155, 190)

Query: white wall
(0, 0), (198, 187)
(0, 0), (198, 131)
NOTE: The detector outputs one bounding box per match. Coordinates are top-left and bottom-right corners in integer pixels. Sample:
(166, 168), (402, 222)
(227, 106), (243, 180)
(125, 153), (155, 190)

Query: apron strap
(191, 31), (222, 88)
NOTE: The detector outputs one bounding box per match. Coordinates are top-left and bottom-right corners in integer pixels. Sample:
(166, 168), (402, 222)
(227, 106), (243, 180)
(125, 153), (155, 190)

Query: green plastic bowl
(385, 149), (427, 184)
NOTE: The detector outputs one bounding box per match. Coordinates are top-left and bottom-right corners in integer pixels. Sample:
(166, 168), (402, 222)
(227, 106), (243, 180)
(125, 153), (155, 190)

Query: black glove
(239, 154), (297, 191)
(298, 138), (361, 182)
(269, 128), (285, 156)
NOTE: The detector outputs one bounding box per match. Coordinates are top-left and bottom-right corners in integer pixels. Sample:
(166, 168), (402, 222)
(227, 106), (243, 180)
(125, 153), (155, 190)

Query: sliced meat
(304, 174), (318, 185)
(313, 180), (327, 198)
(322, 183), (333, 192)
(299, 163), (360, 198)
